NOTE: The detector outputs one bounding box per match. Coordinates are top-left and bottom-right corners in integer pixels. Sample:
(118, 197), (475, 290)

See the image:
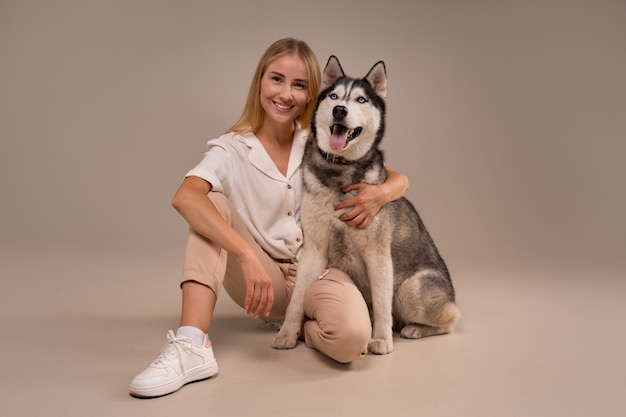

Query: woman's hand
(239, 251), (275, 319)
(335, 182), (389, 228)
(335, 166), (409, 228)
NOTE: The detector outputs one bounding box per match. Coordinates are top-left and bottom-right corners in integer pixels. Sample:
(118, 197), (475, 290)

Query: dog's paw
(271, 330), (299, 350)
(368, 338), (394, 355)
(400, 324), (427, 339)
(400, 324), (447, 339)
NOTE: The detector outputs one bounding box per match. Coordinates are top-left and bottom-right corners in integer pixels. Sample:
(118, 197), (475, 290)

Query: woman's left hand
(334, 166), (409, 229)
(335, 182), (389, 228)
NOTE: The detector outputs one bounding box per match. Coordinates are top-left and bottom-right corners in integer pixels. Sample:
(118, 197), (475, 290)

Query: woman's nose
(279, 84), (293, 100)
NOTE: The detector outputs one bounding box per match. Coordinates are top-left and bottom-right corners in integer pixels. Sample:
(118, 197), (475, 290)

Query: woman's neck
(255, 121), (295, 147)
(254, 122), (295, 177)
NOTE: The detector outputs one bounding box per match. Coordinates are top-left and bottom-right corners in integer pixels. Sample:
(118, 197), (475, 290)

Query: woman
(129, 38), (409, 398)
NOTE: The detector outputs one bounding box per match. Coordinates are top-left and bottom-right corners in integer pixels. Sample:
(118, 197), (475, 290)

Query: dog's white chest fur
(300, 165), (389, 295)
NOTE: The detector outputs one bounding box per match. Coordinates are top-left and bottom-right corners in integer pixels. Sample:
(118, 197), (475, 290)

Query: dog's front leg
(271, 248), (327, 349)
(367, 257), (395, 354)
(271, 281), (308, 349)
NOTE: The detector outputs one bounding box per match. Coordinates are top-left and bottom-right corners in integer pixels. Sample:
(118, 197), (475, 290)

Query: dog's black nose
(333, 106), (348, 120)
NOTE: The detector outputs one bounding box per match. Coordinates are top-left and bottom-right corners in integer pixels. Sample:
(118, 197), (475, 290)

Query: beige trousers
(180, 192), (371, 363)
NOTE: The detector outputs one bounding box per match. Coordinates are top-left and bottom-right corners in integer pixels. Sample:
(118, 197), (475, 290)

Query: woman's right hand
(239, 251), (275, 319)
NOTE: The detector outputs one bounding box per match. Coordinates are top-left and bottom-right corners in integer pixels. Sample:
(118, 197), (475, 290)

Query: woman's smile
(273, 101), (294, 112)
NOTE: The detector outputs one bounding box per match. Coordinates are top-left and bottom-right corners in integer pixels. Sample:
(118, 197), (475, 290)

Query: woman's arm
(334, 165), (409, 228)
(172, 176), (274, 318)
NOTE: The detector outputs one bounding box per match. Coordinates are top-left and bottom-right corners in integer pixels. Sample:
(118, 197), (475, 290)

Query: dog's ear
(322, 55), (345, 90)
(365, 61), (387, 100)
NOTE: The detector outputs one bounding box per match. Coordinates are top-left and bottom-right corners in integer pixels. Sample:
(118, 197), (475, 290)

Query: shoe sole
(129, 360), (218, 398)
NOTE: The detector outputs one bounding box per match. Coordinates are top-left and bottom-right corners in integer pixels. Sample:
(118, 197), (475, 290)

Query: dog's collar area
(318, 147), (355, 165)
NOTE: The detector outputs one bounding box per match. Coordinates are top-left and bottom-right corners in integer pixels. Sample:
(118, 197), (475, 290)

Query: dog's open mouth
(329, 124), (362, 151)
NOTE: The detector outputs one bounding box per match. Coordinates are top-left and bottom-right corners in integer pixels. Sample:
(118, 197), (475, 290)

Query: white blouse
(185, 127), (308, 261)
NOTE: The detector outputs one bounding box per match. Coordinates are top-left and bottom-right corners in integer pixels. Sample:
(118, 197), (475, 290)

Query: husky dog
(271, 56), (460, 355)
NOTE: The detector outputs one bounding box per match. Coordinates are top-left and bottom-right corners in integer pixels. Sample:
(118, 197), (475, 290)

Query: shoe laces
(151, 330), (194, 368)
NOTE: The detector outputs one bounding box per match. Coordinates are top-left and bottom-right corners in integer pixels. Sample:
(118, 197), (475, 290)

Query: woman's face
(259, 54), (310, 128)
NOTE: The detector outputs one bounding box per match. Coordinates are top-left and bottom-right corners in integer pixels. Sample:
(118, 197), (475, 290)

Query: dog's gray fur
(272, 56), (460, 355)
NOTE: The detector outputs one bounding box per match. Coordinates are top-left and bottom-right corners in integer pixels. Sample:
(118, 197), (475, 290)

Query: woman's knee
(303, 319), (370, 363)
(302, 270), (372, 362)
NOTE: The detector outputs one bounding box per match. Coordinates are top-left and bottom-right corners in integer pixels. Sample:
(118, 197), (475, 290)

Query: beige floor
(1, 248), (624, 417)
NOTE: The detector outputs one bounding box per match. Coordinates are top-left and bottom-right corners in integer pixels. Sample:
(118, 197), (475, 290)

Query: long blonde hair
(227, 38), (321, 134)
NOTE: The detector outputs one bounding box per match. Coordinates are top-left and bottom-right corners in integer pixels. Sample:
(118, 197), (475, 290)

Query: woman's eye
(294, 83), (305, 89)
(272, 76), (281, 82)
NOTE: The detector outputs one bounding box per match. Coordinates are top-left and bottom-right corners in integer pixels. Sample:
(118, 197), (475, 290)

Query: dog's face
(312, 56), (388, 161)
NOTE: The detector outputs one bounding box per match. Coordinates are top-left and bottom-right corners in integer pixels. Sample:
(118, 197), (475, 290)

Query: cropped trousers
(180, 192), (371, 363)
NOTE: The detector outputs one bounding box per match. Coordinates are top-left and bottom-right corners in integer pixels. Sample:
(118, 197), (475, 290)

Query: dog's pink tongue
(329, 130), (348, 150)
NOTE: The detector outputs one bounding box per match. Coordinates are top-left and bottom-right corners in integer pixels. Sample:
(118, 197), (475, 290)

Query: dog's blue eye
(357, 97), (367, 103)
(329, 93), (338, 100)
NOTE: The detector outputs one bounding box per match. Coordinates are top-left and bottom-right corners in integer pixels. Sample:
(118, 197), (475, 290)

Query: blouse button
(287, 184), (292, 189)
(296, 238), (301, 242)
(287, 211), (292, 216)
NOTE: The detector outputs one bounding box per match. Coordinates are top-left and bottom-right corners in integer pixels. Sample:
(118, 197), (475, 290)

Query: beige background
(1, 1), (625, 416)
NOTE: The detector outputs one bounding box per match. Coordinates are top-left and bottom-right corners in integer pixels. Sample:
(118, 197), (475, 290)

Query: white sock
(176, 326), (207, 348)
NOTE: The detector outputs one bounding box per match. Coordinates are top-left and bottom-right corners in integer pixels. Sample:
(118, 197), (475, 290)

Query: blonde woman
(130, 38), (409, 398)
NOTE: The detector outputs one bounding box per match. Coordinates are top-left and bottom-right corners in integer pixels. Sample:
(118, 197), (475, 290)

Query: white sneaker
(129, 330), (218, 398)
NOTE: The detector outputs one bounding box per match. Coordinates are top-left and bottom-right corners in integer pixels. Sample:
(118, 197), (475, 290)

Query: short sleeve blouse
(185, 127), (308, 261)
